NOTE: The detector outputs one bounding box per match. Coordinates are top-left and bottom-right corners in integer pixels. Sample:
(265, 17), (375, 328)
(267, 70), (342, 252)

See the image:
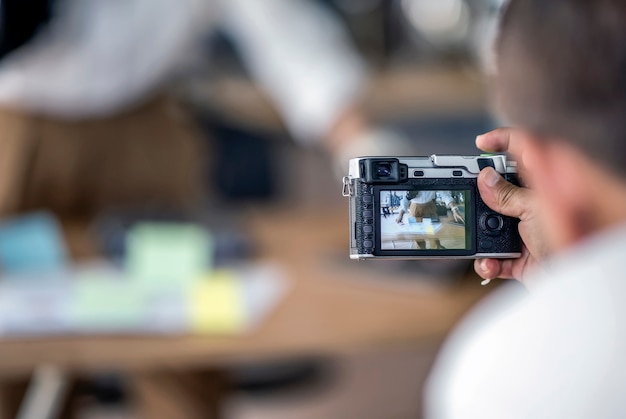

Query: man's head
(495, 0), (626, 176)
(492, 0), (626, 250)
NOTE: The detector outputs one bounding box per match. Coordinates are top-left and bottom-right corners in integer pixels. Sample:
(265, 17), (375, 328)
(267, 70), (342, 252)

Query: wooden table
(382, 220), (466, 250)
(0, 207), (486, 418)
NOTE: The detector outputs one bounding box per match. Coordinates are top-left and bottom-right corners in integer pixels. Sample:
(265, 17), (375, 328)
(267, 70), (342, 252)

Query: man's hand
(474, 128), (547, 282)
(450, 206), (465, 224)
(396, 209), (406, 224)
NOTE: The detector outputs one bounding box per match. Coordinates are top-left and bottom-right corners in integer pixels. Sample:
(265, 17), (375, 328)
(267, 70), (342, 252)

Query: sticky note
(0, 212), (68, 274)
(126, 223), (212, 285)
(71, 277), (146, 332)
(189, 271), (246, 334)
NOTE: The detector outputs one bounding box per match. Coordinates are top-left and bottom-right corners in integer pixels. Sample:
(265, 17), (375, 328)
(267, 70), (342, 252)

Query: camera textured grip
(352, 181), (375, 257)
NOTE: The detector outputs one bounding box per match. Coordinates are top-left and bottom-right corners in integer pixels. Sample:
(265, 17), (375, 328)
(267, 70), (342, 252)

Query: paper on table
(0, 281), (72, 335)
(189, 271), (246, 334)
(71, 263), (188, 334)
(71, 278), (146, 333)
(239, 264), (289, 329)
(0, 262), (288, 336)
(126, 223), (213, 285)
(189, 265), (289, 334)
(0, 212), (68, 274)
(399, 218), (443, 235)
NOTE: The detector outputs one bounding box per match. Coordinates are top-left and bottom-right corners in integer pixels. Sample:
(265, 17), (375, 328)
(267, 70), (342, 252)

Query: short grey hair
(494, 0), (626, 178)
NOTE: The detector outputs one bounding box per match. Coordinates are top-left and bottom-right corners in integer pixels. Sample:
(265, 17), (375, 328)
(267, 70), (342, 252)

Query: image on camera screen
(380, 189), (469, 250)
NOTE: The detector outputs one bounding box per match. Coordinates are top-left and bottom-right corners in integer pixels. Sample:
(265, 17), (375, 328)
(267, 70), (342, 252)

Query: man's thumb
(477, 167), (528, 219)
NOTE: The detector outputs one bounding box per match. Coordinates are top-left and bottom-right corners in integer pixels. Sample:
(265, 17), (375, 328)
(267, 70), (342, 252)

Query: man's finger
(478, 167), (531, 219)
(474, 258), (502, 280)
(474, 258), (517, 281)
(475, 127), (513, 153)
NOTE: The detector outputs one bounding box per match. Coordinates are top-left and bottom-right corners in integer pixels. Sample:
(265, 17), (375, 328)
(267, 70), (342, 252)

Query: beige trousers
(0, 97), (204, 220)
(408, 200), (438, 222)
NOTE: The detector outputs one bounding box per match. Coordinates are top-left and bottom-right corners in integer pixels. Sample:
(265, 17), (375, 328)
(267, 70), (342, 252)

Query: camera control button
(363, 240), (373, 248)
(363, 225), (373, 234)
(486, 215), (501, 230)
(478, 158), (496, 170)
(480, 213), (503, 234)
(479, 239), (494, 250)
(363, 210), (373, 218)
(362, 195), (373, 203)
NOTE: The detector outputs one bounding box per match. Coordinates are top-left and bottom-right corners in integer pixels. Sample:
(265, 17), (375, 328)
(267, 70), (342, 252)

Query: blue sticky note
(0, 212), (68, 274)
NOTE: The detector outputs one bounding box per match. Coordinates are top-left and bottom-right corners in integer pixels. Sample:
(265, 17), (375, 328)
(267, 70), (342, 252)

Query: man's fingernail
(478, 259), (487, 273)
(483, 167), (500, 187)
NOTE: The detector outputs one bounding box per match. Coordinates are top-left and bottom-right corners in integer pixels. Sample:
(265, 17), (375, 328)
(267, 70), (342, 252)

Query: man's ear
(519, 132), (594, 248)
(539, 140), (590, 209)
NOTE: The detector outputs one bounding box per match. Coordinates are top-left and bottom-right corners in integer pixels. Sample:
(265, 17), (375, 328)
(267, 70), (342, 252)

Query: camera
(342, 155), (522, 260)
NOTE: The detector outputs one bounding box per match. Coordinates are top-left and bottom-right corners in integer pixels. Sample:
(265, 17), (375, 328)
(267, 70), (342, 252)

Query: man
(425, 0), (626, 417)
(396, 191), (464, 225)
(0, 0), (369, 217)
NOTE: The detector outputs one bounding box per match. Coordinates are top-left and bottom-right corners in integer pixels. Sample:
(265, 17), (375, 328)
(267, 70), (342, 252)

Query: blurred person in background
(0, 0), (393, 221)
(426, 0), (626, 417)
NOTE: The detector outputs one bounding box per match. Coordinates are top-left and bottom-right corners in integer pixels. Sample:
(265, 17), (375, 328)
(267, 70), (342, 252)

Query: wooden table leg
(0, 377), (28, 419)
(1, 372), (80, 419)
(129, 370), (231, 419)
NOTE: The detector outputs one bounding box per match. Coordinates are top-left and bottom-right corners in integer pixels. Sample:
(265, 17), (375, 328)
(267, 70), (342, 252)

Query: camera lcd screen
(379, 189), (470, 251)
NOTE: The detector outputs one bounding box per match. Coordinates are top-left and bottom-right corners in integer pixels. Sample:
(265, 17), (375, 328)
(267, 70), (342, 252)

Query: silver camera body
(343, 155), (522, 260)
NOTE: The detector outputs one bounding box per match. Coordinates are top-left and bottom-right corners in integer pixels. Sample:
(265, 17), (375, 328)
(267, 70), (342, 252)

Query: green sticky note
(126, 223), (212, 285)
(189, 271), (246, 334)
(71, 278), (146, 331)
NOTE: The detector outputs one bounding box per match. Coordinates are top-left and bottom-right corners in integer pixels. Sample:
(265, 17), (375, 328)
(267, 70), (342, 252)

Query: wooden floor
(79, 344), (439, 419)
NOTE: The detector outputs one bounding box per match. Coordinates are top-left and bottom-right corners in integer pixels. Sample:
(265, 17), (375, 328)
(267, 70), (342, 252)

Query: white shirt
(0, 0), (366, 144)
(412, 191), (454, 206)
(400, 191), (455, 211)
(425, 223), (626, 419)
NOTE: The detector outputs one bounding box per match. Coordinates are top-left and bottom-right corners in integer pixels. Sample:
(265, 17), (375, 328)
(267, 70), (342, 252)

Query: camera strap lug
(342, 176), (353, 197)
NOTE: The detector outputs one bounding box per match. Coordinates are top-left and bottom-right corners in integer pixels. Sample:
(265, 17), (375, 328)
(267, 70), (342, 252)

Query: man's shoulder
(425, 227), (626, 418)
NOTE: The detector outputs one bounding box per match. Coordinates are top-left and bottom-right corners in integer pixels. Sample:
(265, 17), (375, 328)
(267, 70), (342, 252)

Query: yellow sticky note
(189, 271), (245, 334)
